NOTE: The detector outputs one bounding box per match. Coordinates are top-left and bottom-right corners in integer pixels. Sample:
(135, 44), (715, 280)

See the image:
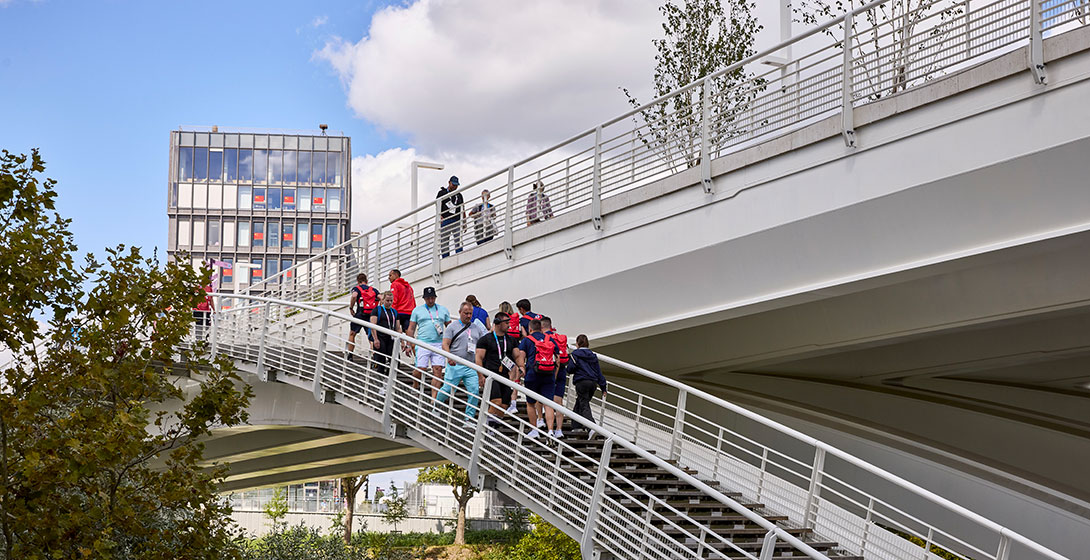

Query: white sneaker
(553, 429), (564, 438)
(463, 419), (475, 429)
(587, 430), (596, 440)
(536, 418), (545, 428)
(428, 406), (441, 418)
(506, 403), (517, 414)
(526, 428), (541, 439)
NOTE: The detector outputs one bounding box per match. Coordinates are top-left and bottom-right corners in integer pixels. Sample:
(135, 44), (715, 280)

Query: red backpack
(548, 332), (569, 364)
(353, 284), (378, 312)
(532, 333), (557, 373)
(506, 313), (521, 337)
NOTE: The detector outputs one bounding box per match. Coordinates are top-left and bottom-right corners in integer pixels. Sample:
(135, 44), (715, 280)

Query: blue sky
(0, 0), (401, 259)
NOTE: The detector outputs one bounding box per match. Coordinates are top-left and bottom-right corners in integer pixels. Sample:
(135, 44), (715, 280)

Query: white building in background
(402, 482), (516, 519)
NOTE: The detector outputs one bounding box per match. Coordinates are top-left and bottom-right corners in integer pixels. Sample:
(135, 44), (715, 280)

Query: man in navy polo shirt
(517, 318), (560, 439)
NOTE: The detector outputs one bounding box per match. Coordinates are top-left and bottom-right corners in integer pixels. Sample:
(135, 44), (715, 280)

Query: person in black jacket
(566, 334), (607, 435)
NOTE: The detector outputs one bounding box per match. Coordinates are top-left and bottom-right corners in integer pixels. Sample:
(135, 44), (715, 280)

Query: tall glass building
(166, 127), (351, 292)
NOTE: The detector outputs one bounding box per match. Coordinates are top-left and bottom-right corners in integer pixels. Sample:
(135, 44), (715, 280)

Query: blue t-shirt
(518, 331), (559, 380)
(471, 306), (489, 328)
(519, 311), (542, 334)
(410, 303), (451, 344)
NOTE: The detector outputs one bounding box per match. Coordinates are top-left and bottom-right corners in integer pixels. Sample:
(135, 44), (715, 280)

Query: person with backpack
(541, 316), (569, 438)
(498, 301), (522, 414)
(516, 298), (541, 337)
(369, 291), (402, 380)
(437, 302), (489, 426)
(566, 334), (607, 437)
(475, 312), (520, 426)
(388, 269), (415, 332)
(517, 318), (561, 439)
(348, 273), (379, 361)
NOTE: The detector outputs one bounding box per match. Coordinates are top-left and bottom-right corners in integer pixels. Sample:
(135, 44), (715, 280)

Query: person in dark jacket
(566, 334), (607, 435)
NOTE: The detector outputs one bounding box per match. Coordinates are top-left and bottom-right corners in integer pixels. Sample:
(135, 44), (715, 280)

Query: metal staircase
(199, 296), (1068, 560)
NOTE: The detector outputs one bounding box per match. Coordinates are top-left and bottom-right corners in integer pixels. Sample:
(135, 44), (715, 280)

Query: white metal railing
(197, 295), (1070, 560)
(201, 295), (834, 560)
(241, 0), (1085, 300)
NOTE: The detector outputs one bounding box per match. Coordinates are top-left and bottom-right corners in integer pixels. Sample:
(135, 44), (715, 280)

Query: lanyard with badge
(496, 333), (516, 372)
(426, 305), (443, 336)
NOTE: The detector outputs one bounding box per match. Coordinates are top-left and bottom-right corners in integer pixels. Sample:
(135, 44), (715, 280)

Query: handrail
(210, 293), (832, 560)
(592, 352), (1071, 560)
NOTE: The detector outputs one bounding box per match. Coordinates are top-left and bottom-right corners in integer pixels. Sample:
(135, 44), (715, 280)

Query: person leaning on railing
(567, 334), (607, 437)
(525, 180), (553, 227)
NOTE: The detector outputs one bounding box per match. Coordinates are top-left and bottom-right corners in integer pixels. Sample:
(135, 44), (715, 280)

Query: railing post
(802, 447), (826, 527)
(758, 529), (778, 560)
(564, 156), (571, 209)
(860, 496), (874, 553)
(256, 301), (271, 382)
(669, 389), (687, 461)
(468, 376), (494, 486)
(504, 166), (515, 260)
(632, 394), (644, 444)
(374, 227), (383, 287)
(323, 254), (331, 301)
(209, 307), (219, 359)
(841, 12), (857, 147)
(1029, 0), (1047, 84)
(432, 199), (442, 285)
(995, 533), (1012, 560)
(590, 125), (603, 231)
(699, 79), (714, 193)
(579, 436), (614, 560)
(382, 338), (402, 436)
(312, 312), (333, 403)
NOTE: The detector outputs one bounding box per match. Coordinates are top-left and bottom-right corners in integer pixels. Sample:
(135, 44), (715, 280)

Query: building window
(177, 219), (190, 247)
(269, 150), (283, 184)
(267, 188), (281, 210)
(254, 149), (268, 184)
(253, 188), (266, 210)
(298, 187), (311, 212)
(222, 258), (233, 284)
(208, 184), (222, 210)
(223, 184), (237, 210)
(223, 221), (235, 248)
(178, 147), (193, 181)
(192, 219), (205, 246)
(326, 223), (338, 248)
(239, 149), (253, 182)
(282, 259), (293, 280)
(251, 258), (263, 282)
(209, 149), (223, 181)
(267, 259), (279, 284)
(225, 148), (238, 181)
(238, 221), (250, 247)
(170, 183), (178, 208)
(284, 150), (297, 184)
(297, 223), (309, 249)
(282, 223), (294, 247)
(283, 188), (296, 211)
(298, 152), (311, 183)
(192, 183), (207, 209)
(327, 152), (340, 186)
(313, 152), (326, 184)
(328, 188), (341, 213)
(236, 258), (249, 284)
(208, 219), (221, 247)
(253, 221), (264, 247)
(311, 222), (324, 249)
(179, 183), (193, 208)
(239, 185), (252, 210)
(312, 188), (325, 212)
(194, 148), (208, 181)
(268, 221), (279, 247)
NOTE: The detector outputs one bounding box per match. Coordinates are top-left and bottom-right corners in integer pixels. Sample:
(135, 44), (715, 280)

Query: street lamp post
(408, 161), (444, 265)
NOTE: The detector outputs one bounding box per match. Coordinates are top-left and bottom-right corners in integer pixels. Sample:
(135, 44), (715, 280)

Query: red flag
(313, 234), (323, 242)
(284, 233), (293, 241)
(255, 195), (265, 203)
(313, 197), (324, 204)
(254, 232), (264, 240)
(284, 195), (295, 203)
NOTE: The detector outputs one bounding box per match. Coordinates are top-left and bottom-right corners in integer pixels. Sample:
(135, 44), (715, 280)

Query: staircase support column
(591, 126), (603, 231)
(802, 447), (826, 527)
(312, 312), (334, 403)
(504, 166), (514, 259)
(669, 389), (687, 461)
(381, 338), (402, 436)
(700, 79), (714, 194)
(256, 301), (271, 382)
(580, 436), (613, 560)
(840, 11), (857, 148)
(758, 529), (778, 560)
(468, 376), (494, 486)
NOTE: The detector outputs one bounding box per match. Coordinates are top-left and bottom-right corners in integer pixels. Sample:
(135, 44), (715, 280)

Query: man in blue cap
(437, 175), (464, 257)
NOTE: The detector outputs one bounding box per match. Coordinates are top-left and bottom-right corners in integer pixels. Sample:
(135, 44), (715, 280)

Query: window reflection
(283, 188), (296, 211)
(222, 258), (233, 284)
(311, 222), (324, 248)
(254, 149), (268, 184)
(283, 223), (294, 247)
(238, 221), (250, 247)
(267, 259), (279, 284)
(298, 187), (311, 212)
(225, 148), (238, 181)
(239, 149), (253, 182)
(194, 148), (208, 181)
(326, 223), (338, 248)
(170, 183), (178, 208)
(209, 149), (223, 181)
(312, 188), (325, 212)
(253, 221), (264, 247)
(328, 189), (341, 213)
(223, 221), (235, 248)
(269, 150), (283, 184)
(251, 258), (263, 282)
(239, 186), (252, 210)
(326, 152), (340, 185)
(298, 152), (311, 183)
(208, 219), (221, 247)
(282, 259), (293, 281)
(253, 188), (266, 210)
(268, 188), (282, 210)
(284, 150), (297, 184)
(297, 223), (309, 249)
(178, 147), (193, 181)
(313, 152), (326, 184)
(268, 221), (279, 247)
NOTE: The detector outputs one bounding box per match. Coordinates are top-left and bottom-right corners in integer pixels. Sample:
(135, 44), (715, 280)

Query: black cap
(422, 287), (437, 298)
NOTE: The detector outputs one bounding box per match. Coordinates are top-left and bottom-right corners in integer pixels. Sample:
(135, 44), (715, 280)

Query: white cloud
(311, 15), (328, 28)
(317, 0), (663, 156)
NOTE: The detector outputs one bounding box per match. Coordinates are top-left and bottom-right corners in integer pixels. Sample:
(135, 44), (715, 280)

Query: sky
(0, 0), (781, 489)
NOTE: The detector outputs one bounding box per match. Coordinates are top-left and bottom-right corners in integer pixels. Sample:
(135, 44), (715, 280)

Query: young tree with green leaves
(623, 0), (762, 170)
(264, 486), (290, 533)
(0, 149), (253, 559)
(417, 463), (476, 545)
(339, 475), (367, 543)
(380, 485), (408, 534)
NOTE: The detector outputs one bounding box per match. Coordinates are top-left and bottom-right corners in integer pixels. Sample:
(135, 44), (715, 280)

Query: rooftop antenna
(319, 124), (328, 136)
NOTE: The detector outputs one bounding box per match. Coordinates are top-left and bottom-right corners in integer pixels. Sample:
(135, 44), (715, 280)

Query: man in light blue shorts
(407, 287), (450, 399)
(438, 302), (489, 426)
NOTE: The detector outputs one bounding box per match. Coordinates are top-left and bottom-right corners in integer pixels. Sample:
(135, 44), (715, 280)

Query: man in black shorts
(475, 312), (520, 427)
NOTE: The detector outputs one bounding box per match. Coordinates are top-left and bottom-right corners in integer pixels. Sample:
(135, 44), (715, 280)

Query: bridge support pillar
(311, 312), (335, 404)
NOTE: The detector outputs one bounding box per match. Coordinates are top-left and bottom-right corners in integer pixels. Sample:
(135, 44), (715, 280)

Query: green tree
(623, 0), (762, 170)
(380, 485), (407, 534)
(339, 475), (367, 544)
(484, 515), (579, 560)
(417, 463), (476, 545)
(265, 486), (290, 533)
(0, 150), (253, 559)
